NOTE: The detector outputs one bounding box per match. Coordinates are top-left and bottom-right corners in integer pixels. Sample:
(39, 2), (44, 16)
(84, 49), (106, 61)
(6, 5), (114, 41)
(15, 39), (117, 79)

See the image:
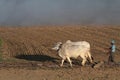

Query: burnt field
(0, 25), (120, 80)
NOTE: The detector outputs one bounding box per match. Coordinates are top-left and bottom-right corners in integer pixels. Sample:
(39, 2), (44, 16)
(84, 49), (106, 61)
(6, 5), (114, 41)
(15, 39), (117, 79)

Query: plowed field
(0, 25), (120, 80)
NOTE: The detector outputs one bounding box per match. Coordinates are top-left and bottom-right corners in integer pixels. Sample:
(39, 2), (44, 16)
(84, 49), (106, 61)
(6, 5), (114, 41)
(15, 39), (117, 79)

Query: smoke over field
(0, 0), (120, 25)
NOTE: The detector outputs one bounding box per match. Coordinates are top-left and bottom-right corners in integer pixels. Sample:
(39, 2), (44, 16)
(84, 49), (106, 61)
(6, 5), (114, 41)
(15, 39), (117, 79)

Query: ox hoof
(60, 64), (63, 67)
(68, 65), (72, 68)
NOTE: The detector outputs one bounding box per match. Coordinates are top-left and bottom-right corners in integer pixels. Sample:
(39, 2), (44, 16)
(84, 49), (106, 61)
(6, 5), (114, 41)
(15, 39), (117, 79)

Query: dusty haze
(0, 0), (120, 26)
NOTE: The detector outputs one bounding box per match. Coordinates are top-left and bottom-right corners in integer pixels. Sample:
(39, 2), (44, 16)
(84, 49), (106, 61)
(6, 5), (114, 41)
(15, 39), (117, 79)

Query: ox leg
(67, 57), (72, 67)
(87, 52), (93, 63)
(89, 57), (93, 63)
(82, 58), (87, 66)
(60, 58), (65, 67)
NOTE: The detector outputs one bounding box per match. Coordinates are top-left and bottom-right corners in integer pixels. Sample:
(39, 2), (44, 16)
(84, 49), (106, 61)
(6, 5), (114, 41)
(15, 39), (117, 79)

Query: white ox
(52, 40), (93, 67)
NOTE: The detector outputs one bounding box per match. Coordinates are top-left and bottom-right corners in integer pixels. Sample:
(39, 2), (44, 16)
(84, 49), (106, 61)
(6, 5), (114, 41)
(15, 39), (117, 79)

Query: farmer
(108, 40), (116, 63)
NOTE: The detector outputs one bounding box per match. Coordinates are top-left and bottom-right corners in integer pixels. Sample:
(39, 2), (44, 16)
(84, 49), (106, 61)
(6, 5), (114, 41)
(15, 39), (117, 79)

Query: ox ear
(52, 42), (62, 50)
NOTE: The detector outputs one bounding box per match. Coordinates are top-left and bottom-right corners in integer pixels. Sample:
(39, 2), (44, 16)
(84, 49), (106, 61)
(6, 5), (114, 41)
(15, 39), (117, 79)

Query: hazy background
(0, 0), (120, 26)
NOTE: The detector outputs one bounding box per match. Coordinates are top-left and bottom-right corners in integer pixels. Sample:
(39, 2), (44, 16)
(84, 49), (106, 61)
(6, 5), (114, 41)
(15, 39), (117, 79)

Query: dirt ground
(0, 26), (120, 80)
(0, 66), (120, 80)
(0, 61), (119, 80)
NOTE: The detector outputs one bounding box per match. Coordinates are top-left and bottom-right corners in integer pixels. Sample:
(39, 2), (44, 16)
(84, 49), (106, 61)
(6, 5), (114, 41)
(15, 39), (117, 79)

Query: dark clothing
(108, 44), (116, 63)
(108, 52), (114, 62)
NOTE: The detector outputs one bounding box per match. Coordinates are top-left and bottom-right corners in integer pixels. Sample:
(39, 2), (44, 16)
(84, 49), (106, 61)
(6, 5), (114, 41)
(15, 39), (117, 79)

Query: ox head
(52, 42), (62, 51)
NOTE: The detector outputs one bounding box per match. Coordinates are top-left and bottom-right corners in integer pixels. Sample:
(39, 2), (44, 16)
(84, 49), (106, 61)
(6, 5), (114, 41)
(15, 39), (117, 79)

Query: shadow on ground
(15, 55), (95, 67)
(15, 54), (59, 62)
